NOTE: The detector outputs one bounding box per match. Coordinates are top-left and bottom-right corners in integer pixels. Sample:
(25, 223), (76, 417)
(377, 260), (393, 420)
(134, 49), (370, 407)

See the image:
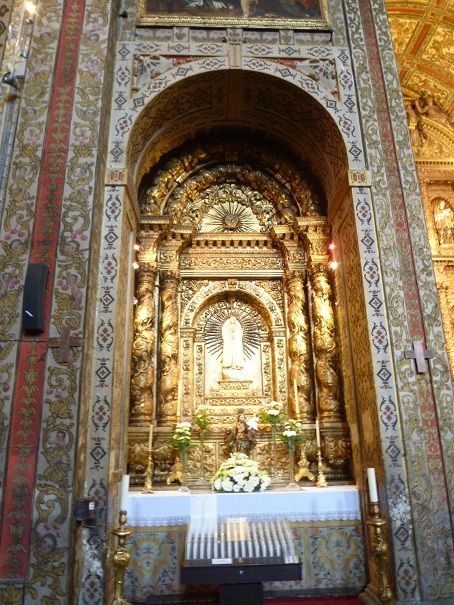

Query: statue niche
(222, 314), (245, 377)
(195, 298), (271, 415)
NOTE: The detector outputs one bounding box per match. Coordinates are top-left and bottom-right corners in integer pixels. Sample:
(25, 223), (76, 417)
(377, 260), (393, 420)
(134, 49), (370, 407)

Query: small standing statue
(433, 199), (454, 245)
(225, 409), (258, 457)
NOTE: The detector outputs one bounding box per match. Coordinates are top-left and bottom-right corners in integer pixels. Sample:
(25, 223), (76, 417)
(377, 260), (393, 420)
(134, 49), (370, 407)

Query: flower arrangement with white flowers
(280, 419), (304, 450)
(169, 421), (192, 452)
(259, 401), (286, 428)
(211, 453), (271, 493)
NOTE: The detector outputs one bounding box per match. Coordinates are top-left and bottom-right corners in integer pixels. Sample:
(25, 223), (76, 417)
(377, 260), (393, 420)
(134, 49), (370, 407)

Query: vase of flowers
(193, 406), (211, 480)
(211, 453), (271, 493)
(280, 419), (304, 489)
(170, 421), (192, 492)
(260, 401), (286, 477)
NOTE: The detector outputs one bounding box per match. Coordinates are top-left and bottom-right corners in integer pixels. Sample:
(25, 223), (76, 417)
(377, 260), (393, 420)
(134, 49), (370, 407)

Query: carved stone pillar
(286, 271), (312, 422)
(310, 264), (342, 422)
(158, 270), (179, 425)
(130, 263), (157, 425)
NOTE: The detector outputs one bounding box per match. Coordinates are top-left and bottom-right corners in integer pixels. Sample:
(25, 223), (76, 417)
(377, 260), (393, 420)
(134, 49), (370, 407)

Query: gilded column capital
(271, 225), (308, 272)
(297, 216), (330, 262)
(159, 225), (195, 271)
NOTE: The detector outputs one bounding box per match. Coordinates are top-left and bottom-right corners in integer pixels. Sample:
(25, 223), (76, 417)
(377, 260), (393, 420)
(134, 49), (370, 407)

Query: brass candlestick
(367, 502), (393, 603)
(142, 452), (154, 494)
(112, 510), (132, 605)
(315, 448), (328, 487)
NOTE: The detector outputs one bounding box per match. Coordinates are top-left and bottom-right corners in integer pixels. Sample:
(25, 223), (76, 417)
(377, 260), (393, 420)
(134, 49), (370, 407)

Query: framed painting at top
(137, 0), (329, 29)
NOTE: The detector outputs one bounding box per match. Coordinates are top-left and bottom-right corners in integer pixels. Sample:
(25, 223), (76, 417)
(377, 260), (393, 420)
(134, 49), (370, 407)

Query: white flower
(268, 409), (280, 416)
(211, 454), (271, 493)
(283, 430), (297, 437)
(222, 478), (233, 491)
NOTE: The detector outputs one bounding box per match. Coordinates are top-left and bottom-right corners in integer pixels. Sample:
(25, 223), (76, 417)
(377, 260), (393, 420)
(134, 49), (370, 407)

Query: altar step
(132, 596), (360, 605)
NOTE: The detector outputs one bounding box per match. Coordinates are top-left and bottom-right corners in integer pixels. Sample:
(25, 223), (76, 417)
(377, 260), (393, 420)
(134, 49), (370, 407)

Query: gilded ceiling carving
(140, 135), (325, 223)
(386, 0), (454, 119)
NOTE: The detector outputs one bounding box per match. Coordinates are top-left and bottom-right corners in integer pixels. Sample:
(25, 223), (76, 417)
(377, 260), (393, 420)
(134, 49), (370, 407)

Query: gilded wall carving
(158, 271), (179, 424)
(286, 272), (312, 421)
(128, 132), (352, 486)
(310, 264), (341, 421)
(130, 264), (156, 424)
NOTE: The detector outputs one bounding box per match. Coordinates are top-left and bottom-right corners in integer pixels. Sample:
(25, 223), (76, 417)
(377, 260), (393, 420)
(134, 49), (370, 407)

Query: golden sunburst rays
(203, 301), (261, 361)
(201, 201), (261, 233)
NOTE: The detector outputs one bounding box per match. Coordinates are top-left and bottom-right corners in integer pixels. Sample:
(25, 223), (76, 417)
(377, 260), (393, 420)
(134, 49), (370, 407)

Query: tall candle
(148, 424), (153, 451)
(293, 379), (300, 418)
(120, 474), (130, 511)
(315, 418), (321, 448)
(367, 467), (379, 502)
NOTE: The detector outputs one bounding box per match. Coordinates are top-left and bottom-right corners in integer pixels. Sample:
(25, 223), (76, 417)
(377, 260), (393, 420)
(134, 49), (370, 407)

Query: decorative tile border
(0, 0), (66, 582)
(23, 0), (115, 602)
(369, 0), (454, 525)
(124, 522), (365, 600)
(344, 0), (454, 600)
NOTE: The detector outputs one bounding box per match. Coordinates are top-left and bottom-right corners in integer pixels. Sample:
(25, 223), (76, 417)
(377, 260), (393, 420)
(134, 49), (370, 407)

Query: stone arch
(181, 281), (284, 330)
(109, 61), (365, 196)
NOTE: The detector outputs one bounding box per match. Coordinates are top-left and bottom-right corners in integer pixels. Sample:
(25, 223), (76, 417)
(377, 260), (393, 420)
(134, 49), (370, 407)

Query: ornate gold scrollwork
(158, 271), (179, 425)
(130, 264), (156, 424)
(286, 271), (312, 421)
(310, 264), (342, 422)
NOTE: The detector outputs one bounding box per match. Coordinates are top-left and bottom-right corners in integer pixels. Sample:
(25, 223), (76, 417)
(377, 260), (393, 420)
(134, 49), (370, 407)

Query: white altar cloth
(126, 486), (360, 526)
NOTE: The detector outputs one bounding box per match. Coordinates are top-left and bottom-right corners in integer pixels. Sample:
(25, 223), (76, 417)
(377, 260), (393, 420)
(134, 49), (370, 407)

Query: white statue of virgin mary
(221, 314), (244, 370)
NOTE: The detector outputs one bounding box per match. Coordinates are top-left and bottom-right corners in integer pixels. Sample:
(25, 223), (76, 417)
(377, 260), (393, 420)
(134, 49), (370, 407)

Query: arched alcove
(125, 68), (358, 206)
(120, 67), (379, 497)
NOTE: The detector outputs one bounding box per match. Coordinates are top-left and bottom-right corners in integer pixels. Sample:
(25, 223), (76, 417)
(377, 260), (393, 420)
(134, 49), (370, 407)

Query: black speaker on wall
(22, 262), (49, 334)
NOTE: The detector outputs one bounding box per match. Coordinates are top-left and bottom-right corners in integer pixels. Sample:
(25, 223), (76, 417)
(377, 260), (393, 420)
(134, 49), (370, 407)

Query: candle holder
(367, 502), (393, 603)
(111, 510), (132, 605)
(315, 448), (328, 487)
(141, 451), (154, 494)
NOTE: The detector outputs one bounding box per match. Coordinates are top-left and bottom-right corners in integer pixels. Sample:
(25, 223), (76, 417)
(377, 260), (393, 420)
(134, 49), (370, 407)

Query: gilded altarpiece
(127, 140), (352, 486)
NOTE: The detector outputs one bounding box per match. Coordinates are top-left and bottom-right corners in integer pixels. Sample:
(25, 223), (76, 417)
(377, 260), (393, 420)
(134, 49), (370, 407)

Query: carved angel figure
(413, 92), (452, 128)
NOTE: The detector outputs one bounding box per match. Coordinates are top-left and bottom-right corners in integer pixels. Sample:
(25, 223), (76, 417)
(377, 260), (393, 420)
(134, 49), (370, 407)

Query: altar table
(124, 486), (366, 603)
(126, 485), (361, 526)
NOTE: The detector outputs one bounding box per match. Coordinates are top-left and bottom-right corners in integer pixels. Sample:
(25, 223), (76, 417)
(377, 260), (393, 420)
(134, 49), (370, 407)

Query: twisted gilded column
(130, 263), (156, 424)
(159, 270), (179, 425)
(310, 264), (341, 421)
(286, 271), (312, 421)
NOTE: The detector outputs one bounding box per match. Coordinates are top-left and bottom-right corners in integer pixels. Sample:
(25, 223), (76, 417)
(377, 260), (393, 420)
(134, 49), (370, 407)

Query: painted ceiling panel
(385, 0), (454, 117)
